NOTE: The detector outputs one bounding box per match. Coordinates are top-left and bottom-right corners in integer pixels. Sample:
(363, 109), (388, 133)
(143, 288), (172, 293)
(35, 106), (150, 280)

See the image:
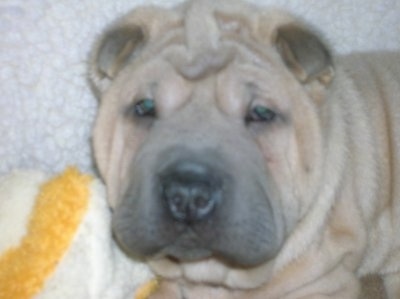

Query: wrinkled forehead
(180, 0), (223, 55)
(181, 0), (259, 48)
(168, 2), (238, 80)
(159, 0), (275, 80)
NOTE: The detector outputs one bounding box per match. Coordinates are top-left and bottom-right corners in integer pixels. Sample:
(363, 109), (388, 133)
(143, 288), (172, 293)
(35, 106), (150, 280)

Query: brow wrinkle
(174, 48), (235, 81)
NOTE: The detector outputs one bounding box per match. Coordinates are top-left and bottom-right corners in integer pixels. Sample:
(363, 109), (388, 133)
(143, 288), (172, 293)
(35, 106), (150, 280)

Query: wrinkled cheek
(257, 134), (302, 227)
(257, 133), (298, 186)
(106, 123), (147, 208)
(118, 138), (143, 200)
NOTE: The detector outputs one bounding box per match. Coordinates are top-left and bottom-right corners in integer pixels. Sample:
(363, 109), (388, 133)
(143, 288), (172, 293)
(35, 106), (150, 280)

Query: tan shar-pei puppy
(89, 0), (400, 298)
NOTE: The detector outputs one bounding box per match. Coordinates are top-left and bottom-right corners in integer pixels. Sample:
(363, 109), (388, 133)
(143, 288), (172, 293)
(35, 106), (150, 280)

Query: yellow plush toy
(0, 168), (158, 299)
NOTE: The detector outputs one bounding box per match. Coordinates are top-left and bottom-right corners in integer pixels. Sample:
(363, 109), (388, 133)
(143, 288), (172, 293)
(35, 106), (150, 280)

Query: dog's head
(90, 0), (334, 290)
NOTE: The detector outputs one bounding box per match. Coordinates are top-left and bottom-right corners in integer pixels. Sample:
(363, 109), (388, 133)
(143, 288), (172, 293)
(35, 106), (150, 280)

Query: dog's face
(90, 0), (333, 289)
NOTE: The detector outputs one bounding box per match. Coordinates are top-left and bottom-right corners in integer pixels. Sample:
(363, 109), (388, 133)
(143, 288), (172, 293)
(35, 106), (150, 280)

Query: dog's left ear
(275, 24), (334, 86)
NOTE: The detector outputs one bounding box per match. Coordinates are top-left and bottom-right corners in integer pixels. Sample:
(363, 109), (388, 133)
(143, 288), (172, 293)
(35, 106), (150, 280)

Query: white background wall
(0, 0), (399, 175)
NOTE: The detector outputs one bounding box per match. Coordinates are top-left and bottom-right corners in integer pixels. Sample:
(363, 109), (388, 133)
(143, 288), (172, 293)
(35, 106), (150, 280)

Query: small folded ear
(275, 24), (334, 86)
(89, 24), (146, 93)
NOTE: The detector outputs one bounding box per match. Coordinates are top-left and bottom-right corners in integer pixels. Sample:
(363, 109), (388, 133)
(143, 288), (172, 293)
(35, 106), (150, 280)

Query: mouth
(147, 254), (232, 286)
(148, 225), (273, 270)
(156, 229), (214, 262)
(113, 191), (282, 270)
(147, 251), (275, 290)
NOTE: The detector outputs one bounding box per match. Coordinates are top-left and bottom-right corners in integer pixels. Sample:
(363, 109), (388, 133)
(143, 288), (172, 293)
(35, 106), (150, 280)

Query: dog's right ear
(89, 6), (182, 94)
(89, 24), (146, 93)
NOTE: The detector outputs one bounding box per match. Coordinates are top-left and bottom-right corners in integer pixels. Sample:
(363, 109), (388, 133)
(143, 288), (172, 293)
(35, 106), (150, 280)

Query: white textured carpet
(1, 0), (399, 174)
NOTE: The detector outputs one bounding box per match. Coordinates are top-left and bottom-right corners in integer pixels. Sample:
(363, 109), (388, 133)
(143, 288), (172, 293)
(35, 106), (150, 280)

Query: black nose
(160, 160), (222, 223)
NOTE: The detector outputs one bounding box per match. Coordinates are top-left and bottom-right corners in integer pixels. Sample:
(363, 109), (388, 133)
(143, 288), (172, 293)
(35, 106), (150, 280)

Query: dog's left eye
(246, 105), (277, 123)
(134, 98), (156, 117)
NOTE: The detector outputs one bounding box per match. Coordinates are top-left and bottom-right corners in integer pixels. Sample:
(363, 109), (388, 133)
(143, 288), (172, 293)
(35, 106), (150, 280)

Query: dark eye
(246, 105), (277, 123)
(134, 98), (156, 117)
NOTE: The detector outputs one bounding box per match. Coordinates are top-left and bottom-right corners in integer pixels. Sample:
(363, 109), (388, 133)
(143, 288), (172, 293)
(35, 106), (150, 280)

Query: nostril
(194, 194), (209, 209)
(161, 175), (220, 223)
(159, 159), (224, 223)
(162, 183), (190, 221)
(189, 187), (215, 218)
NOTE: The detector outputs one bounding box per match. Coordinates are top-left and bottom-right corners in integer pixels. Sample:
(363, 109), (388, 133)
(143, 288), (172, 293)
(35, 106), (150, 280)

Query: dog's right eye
(245, 105), (277, 124)
(133, 98), (156, 118)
